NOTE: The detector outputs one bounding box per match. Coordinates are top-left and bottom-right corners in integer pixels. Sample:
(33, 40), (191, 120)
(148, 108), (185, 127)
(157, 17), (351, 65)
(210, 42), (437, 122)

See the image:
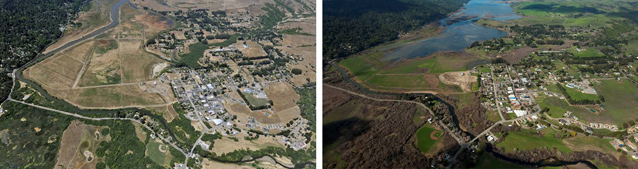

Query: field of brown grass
(210, 132), (281, 154)
(236, 40), (268, 58)
(79, 40), (121, 87)
(119, 40), (166, 83)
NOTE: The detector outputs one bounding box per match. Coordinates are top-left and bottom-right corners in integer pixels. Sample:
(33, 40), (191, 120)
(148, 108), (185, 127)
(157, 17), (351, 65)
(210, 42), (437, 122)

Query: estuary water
(380, 0), (522, 61)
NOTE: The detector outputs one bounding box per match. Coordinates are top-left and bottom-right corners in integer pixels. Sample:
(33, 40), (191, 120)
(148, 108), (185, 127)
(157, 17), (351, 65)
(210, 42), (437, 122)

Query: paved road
(7, 98), (187, 156)
(490, 65), (505, 121)
(324, 84), (465, 144)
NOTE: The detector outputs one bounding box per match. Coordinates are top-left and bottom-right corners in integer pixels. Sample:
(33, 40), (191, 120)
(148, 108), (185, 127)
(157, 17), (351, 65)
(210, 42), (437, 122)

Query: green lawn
(594, 80), (638, 125)
(338, 51), (386, 81)
(146, 141), (172, 167)
(180, 35), (239, 68)
(380, 54), (476, 74)
(567, 47), (604, 58)
(242, 92), (270, 108)
(416, 125), (442, 153)
(478, 67), (491, 74)
(537, 96), (591, 119)
(564, 86), (599, 101)
(497, 128), (572, 153)
(366, 74), (430, 89)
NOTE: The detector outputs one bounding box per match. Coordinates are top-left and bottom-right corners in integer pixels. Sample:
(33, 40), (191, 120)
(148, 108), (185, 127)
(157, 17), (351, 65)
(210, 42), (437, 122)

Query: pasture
(497, 128), (572, 153)
(339, 50), (478, 93)
(594, 80), (638, 125)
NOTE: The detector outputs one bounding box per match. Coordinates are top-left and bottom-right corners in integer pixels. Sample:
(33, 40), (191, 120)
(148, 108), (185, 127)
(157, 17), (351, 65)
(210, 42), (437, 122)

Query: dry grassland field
(25, 41), (171, 109)
(264, 82), (299, 112)
(55, 121), (109, 169)
(79, 40), (122, 87)
(119, 40), (165, 83)
(210, 132), (281, 154)
(44, 0), (118, 54)
(235, 40), (268, 58)
(277, 17), (316, 35)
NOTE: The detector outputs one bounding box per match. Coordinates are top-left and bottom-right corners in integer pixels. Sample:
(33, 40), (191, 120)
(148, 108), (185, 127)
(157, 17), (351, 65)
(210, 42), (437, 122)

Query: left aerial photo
(0, 0), (316, 168)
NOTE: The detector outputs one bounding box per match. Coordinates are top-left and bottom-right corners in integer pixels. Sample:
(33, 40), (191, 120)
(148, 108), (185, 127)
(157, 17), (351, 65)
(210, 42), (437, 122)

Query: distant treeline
(323, 0), (469, 60)
(0, 0), (90, 102)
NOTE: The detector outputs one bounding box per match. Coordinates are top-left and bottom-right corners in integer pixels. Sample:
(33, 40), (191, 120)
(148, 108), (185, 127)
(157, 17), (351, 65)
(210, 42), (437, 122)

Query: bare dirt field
(439, 71), (477, 92)
(55, 121), (106, 169)
(44, 0), (118, 54)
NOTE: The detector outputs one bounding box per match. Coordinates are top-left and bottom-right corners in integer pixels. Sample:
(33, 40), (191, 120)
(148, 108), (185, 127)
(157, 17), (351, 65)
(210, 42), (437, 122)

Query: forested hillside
(323, 0), (469, 59)
(0, 0), (89, 102)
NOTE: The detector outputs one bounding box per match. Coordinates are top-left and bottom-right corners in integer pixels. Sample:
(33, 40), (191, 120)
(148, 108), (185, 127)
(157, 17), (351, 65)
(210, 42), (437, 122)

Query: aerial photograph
(323, 0), (638, 168)
(0, 0), (316, 168)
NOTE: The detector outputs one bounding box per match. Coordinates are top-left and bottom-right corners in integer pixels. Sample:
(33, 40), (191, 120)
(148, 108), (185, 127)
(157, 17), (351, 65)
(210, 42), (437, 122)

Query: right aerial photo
(322, 0), (638, 168)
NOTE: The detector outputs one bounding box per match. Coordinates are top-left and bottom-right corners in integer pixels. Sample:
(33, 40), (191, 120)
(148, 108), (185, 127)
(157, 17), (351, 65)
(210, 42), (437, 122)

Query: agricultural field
(366, 74), (432, 90)
(510, 2), (625, 28)
(594, 80), (638, 125)
(339, 50), (478, 93)
(497, 128), (572, 154)
(25, 38), (172, 108)
(537, 96), (596, 121)
(415, 125), (443, 154)
(23, 3), (176, 109)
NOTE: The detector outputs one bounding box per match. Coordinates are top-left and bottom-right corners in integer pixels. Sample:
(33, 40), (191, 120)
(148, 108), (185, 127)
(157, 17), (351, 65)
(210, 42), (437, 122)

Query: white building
(514, 110), (528, 117)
